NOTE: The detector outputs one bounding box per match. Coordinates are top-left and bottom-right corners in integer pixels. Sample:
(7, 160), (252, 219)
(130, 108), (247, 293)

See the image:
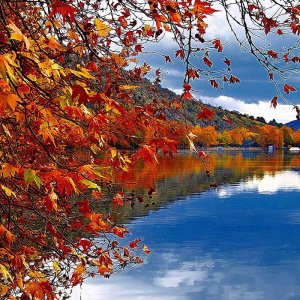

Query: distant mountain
(285, 120), (300, 131)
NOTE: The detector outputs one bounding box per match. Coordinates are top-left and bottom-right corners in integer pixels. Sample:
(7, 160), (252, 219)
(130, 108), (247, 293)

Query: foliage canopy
(0, 0), (300, 298)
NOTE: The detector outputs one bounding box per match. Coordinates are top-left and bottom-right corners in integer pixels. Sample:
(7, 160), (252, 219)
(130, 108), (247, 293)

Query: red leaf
(198, 150), (209, 159)
(49, 1), (78, 24)
(186, 68), (200, 80)
(210, 79), (218, 89)
(267, 50), (278, 59)
(277, 29), (283, 35)
(133, 145), (158, 164)
(165, 55), (172, 63)
(292, 56), (300, 63)
(72, 84), (89, 105)
(203, 57), (213, 68)
(224, 57), (231, 67)
(212, 39), (223, 52)
(284, 84), (296, 94)
(135, 44), (143, 52)
(268, 73), (274, 80)
(270, 96), (278, 108)
(129, 238), (142, 249)
(175, 49), (184, 60)
(196, 107), (214, 121)
(183, 83), (191, 92)
(248, 4), (258, 11)
(229, 75), (240, 84)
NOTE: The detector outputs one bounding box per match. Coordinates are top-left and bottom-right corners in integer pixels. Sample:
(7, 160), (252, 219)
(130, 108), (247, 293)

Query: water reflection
(218, 170), (300, 197)
(72, 151), (300, 300)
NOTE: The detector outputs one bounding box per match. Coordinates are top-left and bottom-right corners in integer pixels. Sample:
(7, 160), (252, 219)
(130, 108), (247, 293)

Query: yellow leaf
(0, 264), (13, 282)
(69, 66), (96, 80)
(81, 179), (102, 191)
(95, 18), (111, 37)
(111, 149), (117, 158)
(68, 177), (79, 194)
(7, 23), (31, 50)
(1, 185), (16, 198)
(2, 124), (11, 138)
(53, 260), (61, 276)
(119, 85), (139, 90)
(27, 270), (46, 279)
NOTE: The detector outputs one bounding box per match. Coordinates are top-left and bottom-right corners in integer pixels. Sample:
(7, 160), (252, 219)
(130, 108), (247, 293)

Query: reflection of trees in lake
(110, 152), (300, 223)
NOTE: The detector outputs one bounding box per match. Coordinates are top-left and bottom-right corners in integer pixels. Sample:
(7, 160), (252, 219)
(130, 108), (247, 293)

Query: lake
(72, 150), (300, 300)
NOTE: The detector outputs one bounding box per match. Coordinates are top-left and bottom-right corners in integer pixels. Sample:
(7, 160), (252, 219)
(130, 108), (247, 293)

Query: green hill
(132, 80), (268, 130)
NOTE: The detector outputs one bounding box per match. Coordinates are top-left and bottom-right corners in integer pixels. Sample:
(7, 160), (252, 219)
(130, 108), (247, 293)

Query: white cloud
(201, 95), (295, 123)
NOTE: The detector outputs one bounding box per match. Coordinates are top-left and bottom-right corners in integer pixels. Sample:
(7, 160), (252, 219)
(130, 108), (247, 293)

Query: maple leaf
(229, 75), (240, 84)
(49, 1), (78, 24)
(95, 18), (112, 37)
(175, 49), (184, 60)
(112, 226), (129, 238)
(212, 39), (223, 52)
(165, 55), (172, 63)
(7, 23), (31, 50)
(24, 169), (42, 188)
(196, 107), (214, 121)
(112, 192), (124, 209)
(203, 57), (213, 67)
(292, 56), (300, 63)
(284, 84), (296, 94)
(186, 68), (199, 80)
(70, 264), (86, 287)
(267, 50), (278, 58)
(142, 244), (151, 254)
(129, 238), (142, 249)
(133, 145), (158, 164)
(210, 79), (218, 88)
(193, 0), (217, 15)
(270, 96), (278, 108)
(268, 73), (274, 80)
(283, 54), (289, 62)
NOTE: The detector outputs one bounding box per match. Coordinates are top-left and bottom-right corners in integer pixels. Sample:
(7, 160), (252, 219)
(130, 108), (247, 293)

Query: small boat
(289, 147), (300, 152)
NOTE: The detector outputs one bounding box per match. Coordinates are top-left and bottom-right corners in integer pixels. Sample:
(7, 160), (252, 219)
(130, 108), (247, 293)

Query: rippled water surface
(72, 151), (300, 300)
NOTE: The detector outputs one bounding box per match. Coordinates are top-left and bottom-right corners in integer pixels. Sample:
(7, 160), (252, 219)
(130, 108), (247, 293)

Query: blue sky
(138, 7), (300, 124)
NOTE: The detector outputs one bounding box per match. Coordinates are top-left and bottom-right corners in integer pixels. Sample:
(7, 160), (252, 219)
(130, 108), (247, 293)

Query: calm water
(72, 151), (300, 300)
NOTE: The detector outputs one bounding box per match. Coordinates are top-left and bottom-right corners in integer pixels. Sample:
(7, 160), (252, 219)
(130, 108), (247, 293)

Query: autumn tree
(1, 0), (300, 299)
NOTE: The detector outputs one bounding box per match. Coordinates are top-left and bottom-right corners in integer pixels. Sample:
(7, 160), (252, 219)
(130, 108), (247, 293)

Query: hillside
(132, 79), (268, 130)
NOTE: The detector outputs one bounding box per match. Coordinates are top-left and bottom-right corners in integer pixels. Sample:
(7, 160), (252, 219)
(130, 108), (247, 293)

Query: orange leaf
(112, 226), (129, 238)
